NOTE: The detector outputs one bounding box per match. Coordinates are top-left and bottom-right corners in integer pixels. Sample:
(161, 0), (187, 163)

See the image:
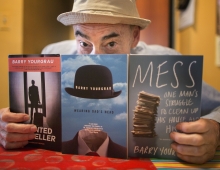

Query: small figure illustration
(29, 80), (40, 123)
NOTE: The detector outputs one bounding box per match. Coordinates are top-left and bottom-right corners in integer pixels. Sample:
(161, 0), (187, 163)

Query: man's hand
(0, 107), (37, 149)
(170, 118), (220, 164)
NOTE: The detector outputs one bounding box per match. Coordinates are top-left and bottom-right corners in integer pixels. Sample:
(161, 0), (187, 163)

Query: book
(61, 54), (128, 158)
(128, 55), (203, 159)
(8, 54), (61, 151)
(8, 53), (203, 159)
(61, 54), (203, 160)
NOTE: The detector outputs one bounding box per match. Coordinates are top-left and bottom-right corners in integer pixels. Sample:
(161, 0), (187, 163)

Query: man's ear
(131, 26), (140, 48)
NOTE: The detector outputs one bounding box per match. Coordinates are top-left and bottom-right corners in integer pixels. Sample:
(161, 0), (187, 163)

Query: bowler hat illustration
(65, 65), (122, 99)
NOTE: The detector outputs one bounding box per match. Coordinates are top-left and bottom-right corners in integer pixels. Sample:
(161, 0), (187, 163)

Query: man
(0, 0), (219, 164)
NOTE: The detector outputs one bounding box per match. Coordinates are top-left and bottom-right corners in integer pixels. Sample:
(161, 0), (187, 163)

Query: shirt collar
(78, 129), (109, 157)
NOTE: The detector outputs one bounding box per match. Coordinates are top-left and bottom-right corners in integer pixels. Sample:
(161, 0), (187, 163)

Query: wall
(175, 0), (220, 91)
(136, 0), (170, 47)
(0, 0), (73, 108)
(0, 0), (23, 108)
(23, 0), (73, 53)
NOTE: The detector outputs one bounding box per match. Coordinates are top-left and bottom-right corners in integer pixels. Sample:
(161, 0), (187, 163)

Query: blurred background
(0, 0), (220, 108)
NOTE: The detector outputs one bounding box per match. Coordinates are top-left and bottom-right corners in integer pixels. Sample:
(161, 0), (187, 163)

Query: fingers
(0, 123), (37, 150)
(171, 142), (207, 157)
(172, 119), (219, 146)
(0, 107), (37, 150)
(0, 122), (37, 133)
(0, 130), (35, 143)
(172, 141), (215, 164)
(175, 118), (208, 134)
(170, 137), (216, 164)
(0, 108), (30, 123)
(0, 136), (29, 150)
(170, 132), (204, 146)
(0, 129), (36, 150)
(175, 152), (213, 164)
(170, 118), (219, 164)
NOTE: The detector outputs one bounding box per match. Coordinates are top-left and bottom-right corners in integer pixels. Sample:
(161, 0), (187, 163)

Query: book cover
(8, 54), (61, 151)
(61, 54), (128, 158)
(128, 55), (203, 159)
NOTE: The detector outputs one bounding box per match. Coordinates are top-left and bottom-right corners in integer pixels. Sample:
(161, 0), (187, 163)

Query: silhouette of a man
(29, 80), (40, 123)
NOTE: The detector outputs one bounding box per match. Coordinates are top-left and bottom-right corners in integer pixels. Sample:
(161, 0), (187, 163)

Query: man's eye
(80, 41), (88, 47)
(108, 42), (116, 47)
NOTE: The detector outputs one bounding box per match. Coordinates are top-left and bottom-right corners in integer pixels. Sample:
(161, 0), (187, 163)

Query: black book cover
(8, 54), (61, 151)
(128, 55), (203, 159)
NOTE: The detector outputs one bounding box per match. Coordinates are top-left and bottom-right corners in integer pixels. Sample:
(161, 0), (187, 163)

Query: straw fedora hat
(65, 65), (122, 99)
(57, 0), (151, 29)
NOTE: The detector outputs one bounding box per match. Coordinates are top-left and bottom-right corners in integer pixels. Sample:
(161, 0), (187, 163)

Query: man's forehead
(73, 23), (130, 31)
(73, 23), (131, 41)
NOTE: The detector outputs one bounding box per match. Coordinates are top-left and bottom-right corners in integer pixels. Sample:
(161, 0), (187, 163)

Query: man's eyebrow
(75, 31), (119, 41)
(75, 30), (90, 40)
(102, 32), (120, 41)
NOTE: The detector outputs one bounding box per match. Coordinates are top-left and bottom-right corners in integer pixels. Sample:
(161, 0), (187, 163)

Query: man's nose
(90, 47), (103, 54)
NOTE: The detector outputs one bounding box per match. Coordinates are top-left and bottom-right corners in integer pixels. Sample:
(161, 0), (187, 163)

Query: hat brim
(65, 87), (122, 99)
(57, 12), (151, 30)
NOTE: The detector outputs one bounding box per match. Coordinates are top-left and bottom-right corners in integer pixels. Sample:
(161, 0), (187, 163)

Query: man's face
(73, 24), (139, 54)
